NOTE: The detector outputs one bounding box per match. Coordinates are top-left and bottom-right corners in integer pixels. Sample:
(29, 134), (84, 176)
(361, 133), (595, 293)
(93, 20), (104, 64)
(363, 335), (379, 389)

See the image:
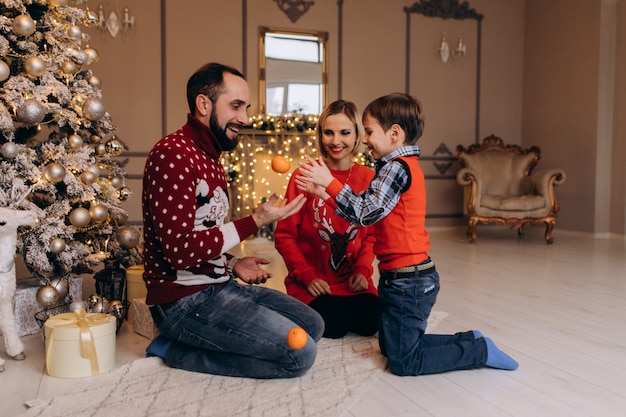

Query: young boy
(297, 93), (518, 375)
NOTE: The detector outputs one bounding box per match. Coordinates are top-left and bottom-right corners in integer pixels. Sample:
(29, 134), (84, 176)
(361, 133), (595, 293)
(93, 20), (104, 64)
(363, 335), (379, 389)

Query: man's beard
(210, 109), (239, 151)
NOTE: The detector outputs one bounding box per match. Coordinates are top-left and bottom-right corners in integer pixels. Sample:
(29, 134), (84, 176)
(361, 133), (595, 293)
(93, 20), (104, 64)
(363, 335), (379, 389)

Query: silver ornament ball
(49, 237), (67, 254)
(87, 293), (102, 308)
(109, 175), (124, 189)
(108, 300), (125, 319)
(69, 207), (91, 227)
(1, 142), (19, 160)
(82, 97), (106, 120)
(36, 285), (60, 307)
(24, 56), (46, 77)
(118, 186), (132, 201)
(96, 143), (106, 156)
(44, 162), (66, 184)
(12, 15), (36, 37)
(61, 60), (78, 75)
(87, 75), (101, 88)
(118, 225), (141, 249)
(67, 25), (82, 40)
(17, 98), (46, 124)
(88, 163), (100, 176)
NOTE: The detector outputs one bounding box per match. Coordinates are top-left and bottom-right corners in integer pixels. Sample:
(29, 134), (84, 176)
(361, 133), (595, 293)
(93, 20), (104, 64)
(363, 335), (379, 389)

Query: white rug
(19, 312), (448, 417)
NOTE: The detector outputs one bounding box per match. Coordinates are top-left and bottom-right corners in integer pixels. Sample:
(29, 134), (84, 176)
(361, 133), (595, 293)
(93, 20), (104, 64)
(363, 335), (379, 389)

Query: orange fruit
(287, 327), (308, 350)
(271, 155), (290, 173)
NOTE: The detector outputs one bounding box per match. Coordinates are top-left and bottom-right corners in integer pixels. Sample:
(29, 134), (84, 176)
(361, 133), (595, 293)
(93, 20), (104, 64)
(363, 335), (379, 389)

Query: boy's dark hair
(186, 63), (245, 113)
(363, 93), (425, 144)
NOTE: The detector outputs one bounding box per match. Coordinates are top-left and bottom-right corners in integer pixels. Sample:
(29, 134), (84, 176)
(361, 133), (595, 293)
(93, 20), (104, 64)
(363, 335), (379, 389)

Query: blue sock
(472, 330), (483, 339)
(146, 335), (172, 359)
(483, 337), (519, 370)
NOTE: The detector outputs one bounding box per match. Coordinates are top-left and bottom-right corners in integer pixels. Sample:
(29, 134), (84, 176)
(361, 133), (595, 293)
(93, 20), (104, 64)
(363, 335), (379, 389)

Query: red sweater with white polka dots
(142, 114), (258, 305)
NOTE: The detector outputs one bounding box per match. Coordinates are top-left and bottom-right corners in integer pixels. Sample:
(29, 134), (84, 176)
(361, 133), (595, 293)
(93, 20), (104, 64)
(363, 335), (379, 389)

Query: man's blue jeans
(378, 260), (487, 376)
(151, 280), (325, 379)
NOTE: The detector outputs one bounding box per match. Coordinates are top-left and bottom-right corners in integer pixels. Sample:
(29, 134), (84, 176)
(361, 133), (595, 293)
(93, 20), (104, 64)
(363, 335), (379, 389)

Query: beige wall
(83, 0), (624, 236)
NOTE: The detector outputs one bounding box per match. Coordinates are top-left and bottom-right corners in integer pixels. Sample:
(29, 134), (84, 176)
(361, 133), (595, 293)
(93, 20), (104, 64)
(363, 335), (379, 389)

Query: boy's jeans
(378, 259), (486, 376)
(150, 279), (325, 378)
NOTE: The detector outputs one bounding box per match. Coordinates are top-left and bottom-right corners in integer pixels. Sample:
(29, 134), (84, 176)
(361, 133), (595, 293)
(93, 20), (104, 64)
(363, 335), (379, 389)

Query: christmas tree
(0, 0), (141, 313)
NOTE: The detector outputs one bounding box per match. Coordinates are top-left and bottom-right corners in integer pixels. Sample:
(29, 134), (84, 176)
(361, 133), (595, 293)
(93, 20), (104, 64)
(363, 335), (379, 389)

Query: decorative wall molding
(273, 0), (315, 23)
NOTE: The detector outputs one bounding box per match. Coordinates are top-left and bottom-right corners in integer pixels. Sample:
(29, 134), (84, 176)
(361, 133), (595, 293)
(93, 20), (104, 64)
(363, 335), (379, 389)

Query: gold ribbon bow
(45, 308), (112, 376)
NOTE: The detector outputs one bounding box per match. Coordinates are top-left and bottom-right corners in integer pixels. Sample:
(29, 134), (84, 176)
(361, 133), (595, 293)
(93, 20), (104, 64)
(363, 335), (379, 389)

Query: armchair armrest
(456, 167), (482, 214)
(521, 169), (567, 196)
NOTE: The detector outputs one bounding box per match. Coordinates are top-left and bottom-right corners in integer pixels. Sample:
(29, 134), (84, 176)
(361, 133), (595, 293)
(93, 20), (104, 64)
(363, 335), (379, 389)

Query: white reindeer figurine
(0, 207), (37, 372)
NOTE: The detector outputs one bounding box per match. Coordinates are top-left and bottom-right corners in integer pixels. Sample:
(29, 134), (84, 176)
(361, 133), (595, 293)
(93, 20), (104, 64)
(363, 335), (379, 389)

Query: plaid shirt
(335, 145), (421, 226)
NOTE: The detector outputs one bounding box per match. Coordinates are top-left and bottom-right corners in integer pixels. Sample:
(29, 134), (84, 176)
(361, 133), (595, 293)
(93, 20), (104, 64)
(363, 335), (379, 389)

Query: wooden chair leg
(468, 219), (477, 243)
(545, 221), (555, 244)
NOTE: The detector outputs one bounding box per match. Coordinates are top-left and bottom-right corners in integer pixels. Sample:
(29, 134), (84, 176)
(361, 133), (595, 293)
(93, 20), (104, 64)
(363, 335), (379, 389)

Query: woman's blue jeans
(151, 280), (325, 379)
(378, 260), (487, 376)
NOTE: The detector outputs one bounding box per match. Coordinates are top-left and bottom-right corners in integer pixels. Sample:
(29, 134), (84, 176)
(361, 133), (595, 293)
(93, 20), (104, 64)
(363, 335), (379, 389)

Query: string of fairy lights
(223, 113), (375, 220)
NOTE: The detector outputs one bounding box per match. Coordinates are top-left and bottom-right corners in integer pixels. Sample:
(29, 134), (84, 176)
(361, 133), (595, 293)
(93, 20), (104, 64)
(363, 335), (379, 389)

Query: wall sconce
(439, 33), (466, 63)
(98, 4), (135, 38)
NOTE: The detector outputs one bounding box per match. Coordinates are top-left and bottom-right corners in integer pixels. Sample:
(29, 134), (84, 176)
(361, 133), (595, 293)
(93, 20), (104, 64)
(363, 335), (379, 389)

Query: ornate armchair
(456, 135), (566, 243)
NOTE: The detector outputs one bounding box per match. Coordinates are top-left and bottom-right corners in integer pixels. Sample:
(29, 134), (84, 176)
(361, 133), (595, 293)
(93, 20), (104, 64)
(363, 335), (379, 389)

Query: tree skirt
(19, 312), (447, 417)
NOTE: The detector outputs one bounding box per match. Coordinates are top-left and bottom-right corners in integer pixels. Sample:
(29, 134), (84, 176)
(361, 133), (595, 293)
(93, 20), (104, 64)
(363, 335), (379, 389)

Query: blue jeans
(378, 259), (487, 376)
(151, 280), (325, 379)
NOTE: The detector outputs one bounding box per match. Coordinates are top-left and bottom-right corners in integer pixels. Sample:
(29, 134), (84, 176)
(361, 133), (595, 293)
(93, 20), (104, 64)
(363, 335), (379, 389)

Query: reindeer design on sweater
(313, 199), (357, 272)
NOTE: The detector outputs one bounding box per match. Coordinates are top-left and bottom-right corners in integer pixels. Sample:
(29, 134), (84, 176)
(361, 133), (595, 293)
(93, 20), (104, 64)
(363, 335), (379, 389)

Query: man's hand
(251, 193), (305, 228)
(307, 278), (331, 297)
(234, 256), (272, 285)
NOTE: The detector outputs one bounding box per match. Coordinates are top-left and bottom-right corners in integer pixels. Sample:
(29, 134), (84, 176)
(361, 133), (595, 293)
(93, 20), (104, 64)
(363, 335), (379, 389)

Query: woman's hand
(297, 156), (335, 189)
(348, 273), (368, 292)
(307, 278), (331, 297)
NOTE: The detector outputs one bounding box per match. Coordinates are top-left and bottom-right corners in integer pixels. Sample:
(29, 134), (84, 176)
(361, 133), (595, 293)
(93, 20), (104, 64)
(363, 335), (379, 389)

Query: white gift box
(43, 309), (117, 378)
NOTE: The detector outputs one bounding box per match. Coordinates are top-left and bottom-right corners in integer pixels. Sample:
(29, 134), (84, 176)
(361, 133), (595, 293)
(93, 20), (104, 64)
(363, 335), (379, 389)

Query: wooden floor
(2, 226), (626, 417)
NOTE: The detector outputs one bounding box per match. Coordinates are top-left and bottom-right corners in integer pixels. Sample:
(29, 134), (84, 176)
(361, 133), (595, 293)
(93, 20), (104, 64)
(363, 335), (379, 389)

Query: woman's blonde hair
(316, 100), (364, 158)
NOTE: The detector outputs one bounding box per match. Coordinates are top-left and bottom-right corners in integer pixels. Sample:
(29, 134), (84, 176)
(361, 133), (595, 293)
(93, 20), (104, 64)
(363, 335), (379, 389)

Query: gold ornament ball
(69, 207), (91, 227)
(84, 46), (99, 64)
(13, 15), (36, 37)
(0, 60), (10, 81)
(80, 170), (97, 185)
(118, 225), (141, 249)
(96, 143), (106, 156)
(68, 133), (83, 149)
(109, 175), (124, 189)
(50, 277), (69, 299)
(67, 25), (82, 40)
(36, 285), (60, 307)
(118, 186), (132, 201)
(24, 56), (46, 77)
(17, 98), (46, 124)
(44, 162), (66, 184)
(88, 163), (100, 176)
(87, 75), (101, 88)
(105, 138), (124, 156)
(89, 204), (109, 223)
(61, 60), (78, 75)
(1, 142), (19, 159)
(50, 237), (67, 254)
(50, 0), (69, 6)
(82, 97), (106, 120)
